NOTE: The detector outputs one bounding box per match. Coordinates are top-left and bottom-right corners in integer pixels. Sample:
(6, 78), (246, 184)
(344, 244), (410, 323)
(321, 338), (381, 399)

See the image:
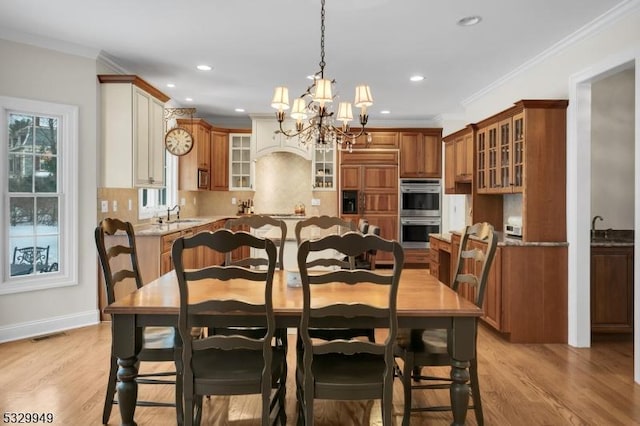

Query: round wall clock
(164, 127), (194, 156)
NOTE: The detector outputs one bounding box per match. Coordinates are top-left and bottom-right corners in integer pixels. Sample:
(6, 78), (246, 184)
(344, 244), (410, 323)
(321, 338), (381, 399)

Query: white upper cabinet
(99, 75), (169, 188)
(229, 133), (253, 190)
(251, 116), (312, 160)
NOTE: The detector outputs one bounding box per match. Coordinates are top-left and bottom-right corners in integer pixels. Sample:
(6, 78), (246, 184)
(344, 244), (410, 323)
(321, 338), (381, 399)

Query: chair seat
(192, 347), (285, 390)
(297, 353), (386, 399)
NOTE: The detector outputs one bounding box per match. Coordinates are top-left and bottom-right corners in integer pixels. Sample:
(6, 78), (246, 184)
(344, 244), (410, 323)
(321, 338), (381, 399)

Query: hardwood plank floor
(0, 323), (637, 425)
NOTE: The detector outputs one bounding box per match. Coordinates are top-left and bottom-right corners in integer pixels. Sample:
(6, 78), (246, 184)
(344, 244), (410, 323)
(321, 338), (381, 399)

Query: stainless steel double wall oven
(399, 179), (441, 249)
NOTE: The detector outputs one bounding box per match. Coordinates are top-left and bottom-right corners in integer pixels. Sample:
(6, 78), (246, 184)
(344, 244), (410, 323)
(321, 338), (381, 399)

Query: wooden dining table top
(104, 268), (482, 319)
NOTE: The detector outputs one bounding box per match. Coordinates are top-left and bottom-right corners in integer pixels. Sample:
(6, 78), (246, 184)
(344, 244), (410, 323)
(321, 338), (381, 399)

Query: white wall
(0, 39), (99, 341)
(591, 68), (635, 229)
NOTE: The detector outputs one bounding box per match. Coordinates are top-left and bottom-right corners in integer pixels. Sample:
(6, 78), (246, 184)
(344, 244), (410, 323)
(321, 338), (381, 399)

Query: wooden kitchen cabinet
(591, 245), (634, 333)
(353, 130), (399, 149)
(399, 130), (442, 178)
(210, 128), (230, 191)
(161, 228), (196, 274)
(339, 150), (398, 266)
(476, 100), (568, 242)
(177, 118), (212, 191)
(98, 75), (169, 188)
(443, 125), (473, 194)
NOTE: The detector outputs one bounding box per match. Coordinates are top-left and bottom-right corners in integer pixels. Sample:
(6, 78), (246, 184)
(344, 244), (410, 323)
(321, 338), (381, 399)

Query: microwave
(198, 168), (210, 189)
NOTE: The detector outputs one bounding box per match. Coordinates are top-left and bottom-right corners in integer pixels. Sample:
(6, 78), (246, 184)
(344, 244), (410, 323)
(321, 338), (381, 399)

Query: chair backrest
(297, 232), (404, 402)
(451, 222), (498, 308)
(224, 215), (287, 270)
(294, 215), (356, 270)
(95, 218), (143, 304)
(12, 245), (50, 271)
(357, 218), (369, 234)
(171, 228), (278, 390)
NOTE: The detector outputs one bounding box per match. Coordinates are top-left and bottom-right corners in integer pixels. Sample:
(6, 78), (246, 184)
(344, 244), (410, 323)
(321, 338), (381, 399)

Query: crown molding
(462, 0), (640, 107)
(0, 27), (99, 58)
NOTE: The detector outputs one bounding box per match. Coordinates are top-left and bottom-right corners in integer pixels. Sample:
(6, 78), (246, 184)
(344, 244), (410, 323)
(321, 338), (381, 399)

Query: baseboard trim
(0, 310), (100, 343)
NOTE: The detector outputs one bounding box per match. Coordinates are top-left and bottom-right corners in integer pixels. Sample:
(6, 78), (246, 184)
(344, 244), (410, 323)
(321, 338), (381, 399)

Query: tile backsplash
(97, 151), (338, 224)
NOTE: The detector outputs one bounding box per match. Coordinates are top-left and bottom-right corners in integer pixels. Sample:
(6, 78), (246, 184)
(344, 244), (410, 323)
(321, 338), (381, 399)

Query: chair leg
(470, 358), (484, 426)
(402, 351), (414, 426)
(102, 356), (118, 424)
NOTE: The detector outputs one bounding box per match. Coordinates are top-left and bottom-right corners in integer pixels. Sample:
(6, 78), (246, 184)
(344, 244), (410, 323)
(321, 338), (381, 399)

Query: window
(1, 96), (78, 294)
(138, 151), (177, 220)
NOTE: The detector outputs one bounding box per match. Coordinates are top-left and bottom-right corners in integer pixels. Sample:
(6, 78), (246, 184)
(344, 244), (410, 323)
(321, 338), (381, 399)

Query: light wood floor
(0, 322), (638, 425)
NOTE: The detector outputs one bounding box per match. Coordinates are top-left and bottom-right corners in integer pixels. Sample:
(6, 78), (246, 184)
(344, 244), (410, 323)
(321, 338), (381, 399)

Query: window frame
(0, 96), (78, 294)
(138, 151), (178, 220)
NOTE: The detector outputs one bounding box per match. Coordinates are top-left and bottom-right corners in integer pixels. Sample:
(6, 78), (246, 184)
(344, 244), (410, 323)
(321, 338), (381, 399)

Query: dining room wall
(0, 38), (99, 341)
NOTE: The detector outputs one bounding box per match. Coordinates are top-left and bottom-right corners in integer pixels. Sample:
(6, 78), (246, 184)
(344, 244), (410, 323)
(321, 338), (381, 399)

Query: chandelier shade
(270, 0), (373, 150)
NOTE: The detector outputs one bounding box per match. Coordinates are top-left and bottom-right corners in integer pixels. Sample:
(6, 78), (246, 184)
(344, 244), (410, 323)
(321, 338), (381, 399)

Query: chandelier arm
(276, 120), (317, 139)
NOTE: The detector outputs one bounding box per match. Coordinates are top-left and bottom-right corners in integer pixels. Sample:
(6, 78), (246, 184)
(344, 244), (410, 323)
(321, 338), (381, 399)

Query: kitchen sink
(167, 219), (203, 223)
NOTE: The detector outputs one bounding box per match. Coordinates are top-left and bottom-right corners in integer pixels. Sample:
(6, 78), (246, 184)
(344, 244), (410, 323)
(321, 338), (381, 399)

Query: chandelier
(270, 0), (373, 151)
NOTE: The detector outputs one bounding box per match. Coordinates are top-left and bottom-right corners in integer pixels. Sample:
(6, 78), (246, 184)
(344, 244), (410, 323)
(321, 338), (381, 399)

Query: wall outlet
(128, 199), (133, 211)
(311, 198), (321, 206)
(231, 197), (237, 205)
(101, 200), (108, 213)
(180, 197), (186, 206)
(112, 200), (118, 212)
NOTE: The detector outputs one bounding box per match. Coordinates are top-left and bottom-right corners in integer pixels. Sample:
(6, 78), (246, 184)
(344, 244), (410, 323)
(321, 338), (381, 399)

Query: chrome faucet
(167, 205), (180, 222)
(591, 215), (603, 237)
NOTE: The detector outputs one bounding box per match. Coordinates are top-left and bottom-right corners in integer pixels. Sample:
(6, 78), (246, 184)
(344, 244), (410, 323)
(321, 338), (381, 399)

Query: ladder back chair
(294, 215), (356, 270)
(224, 214), (287, 270)
(394, 222), (497, 426)
(295, 216), (375, 342)
(172, 229), (287, 426)
(296, 232), (404, 425)
(94, 218), (182, 425)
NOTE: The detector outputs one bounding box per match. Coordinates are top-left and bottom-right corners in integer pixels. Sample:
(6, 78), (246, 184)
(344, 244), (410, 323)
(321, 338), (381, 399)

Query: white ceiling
(0, 0), (629, 126)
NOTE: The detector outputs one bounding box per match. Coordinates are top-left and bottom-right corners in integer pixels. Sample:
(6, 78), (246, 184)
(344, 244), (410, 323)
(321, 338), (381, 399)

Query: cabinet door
(211, 130), (229, 190)
(455, 133), (473, 182)
(366, 215), (398, 264)
(229, 133), (252, 189)
(312, 146), (336, 190)
(354, 131), (398, 149)
(498, 117), (512, 191)
(486, 123), (499, 192)
(340, 165), (361, 190)
(481, 246), (502, 331)
(134, 88), (165, 187)
(444, 141), (456, 194)
(476, 128), (487, 193)
(511, 112), (525, 192)
(178, 120), (211, 191)
(591, 246), (634, 333)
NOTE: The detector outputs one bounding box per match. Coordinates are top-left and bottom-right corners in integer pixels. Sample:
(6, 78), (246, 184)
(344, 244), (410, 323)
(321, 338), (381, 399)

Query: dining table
(104, 268), (483, 426)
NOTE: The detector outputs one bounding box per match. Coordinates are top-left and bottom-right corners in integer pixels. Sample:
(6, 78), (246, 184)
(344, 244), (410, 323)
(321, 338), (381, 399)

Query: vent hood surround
(252, 116), (313, 160)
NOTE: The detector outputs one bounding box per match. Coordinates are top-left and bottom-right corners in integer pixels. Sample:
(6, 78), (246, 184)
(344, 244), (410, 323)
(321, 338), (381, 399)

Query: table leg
(116, 356), (139, 426)
(112, 314), (142, 426)
(449, 317), (476, 426)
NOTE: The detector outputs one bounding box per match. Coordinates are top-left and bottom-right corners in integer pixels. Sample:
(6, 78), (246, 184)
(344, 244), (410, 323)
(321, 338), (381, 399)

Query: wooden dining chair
(294, 216), (376, 342)
(355, 224), (381, 270)
(294, 215), (356, 270)
(172, 229), (287, 426)
(224, 214), (287, 270)
(394, 222), (497, 426)
(95, 218), (182, 425)
(296, 232), (404, 425)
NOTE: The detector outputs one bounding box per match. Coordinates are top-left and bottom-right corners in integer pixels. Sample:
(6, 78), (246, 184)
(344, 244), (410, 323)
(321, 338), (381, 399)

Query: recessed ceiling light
(409, 75), (425, 82)
(235, 108), (245, 113)
(457, 15), (481, 26)
(166, 83), (175, 88)
(185, 97), (193, 102)
(380, 110), (391, 114)
(196, 64), (212, 71)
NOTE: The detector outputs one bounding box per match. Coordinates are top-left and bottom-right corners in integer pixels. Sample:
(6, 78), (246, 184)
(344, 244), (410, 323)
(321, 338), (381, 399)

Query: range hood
(252, 115), (312, 160)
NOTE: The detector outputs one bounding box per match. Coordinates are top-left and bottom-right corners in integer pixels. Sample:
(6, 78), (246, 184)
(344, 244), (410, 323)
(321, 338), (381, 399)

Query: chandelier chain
(319, 0), (326, 75)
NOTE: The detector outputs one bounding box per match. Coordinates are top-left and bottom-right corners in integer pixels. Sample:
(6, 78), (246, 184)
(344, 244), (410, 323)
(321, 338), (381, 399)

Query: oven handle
(400, 186), (440, 193)
(401, 218), (441, 225)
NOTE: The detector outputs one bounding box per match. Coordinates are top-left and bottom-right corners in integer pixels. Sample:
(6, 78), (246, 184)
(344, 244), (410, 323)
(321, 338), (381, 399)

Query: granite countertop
(134, 216), (233, 236)
(590, 229), (634, 247)
(430, 230), (569, 247)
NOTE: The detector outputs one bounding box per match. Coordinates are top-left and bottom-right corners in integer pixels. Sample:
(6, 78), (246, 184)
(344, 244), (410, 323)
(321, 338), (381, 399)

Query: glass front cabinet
(312, 145), (336, 190)
(229, 133), (252, 190)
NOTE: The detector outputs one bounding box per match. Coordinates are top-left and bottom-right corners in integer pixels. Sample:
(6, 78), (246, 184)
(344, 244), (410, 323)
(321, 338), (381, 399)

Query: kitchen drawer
(404, 249), (430, 266)
(161, 229), (194, 252)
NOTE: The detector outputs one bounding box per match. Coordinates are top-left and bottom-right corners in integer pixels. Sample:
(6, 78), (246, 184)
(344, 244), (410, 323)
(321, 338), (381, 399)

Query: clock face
(164, 127), (194, 156)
